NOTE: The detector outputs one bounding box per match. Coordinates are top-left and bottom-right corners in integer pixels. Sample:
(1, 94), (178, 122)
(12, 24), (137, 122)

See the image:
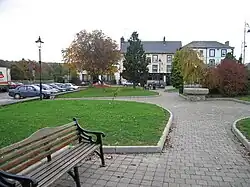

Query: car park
(9, 85), (51, 99)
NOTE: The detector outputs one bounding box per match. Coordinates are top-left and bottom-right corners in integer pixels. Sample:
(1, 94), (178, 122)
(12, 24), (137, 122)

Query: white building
(182, 41), (234, 66)
(116, 37), (182, 85)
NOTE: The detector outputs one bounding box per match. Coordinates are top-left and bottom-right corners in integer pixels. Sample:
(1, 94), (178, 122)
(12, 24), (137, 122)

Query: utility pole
(243, 21), (250, 64)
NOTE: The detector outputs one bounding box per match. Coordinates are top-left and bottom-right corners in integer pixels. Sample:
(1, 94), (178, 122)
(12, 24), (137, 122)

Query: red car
(8, 82), (23, 89)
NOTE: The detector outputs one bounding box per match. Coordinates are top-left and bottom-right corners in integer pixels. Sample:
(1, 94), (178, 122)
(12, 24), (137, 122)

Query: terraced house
(116, 37), (182, 85)
(183, 41), (234, 66)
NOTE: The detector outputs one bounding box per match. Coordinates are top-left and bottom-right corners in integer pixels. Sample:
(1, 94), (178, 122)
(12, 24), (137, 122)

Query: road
(0, 92), (14, 105)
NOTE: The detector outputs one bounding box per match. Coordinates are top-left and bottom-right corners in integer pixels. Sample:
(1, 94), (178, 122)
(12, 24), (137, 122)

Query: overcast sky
(0, 0), (250, 63)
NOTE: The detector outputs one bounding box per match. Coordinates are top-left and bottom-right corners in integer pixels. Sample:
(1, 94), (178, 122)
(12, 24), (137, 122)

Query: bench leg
(94, 146), (105, 167)
(99, 146), (105, 167)
(68, 166), (81, 187)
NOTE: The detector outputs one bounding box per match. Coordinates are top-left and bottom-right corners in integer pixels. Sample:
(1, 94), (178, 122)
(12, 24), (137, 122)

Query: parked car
(121, 80), (133, 86)
(55, 83), (74, 91)
(8, 82), (23, 89)
(35, 84), (59, 94)
(64, 83), (79, 90)
(9, 85), (51, 99)
(147, 80), (166, 88)
(49, 84), (66, 92)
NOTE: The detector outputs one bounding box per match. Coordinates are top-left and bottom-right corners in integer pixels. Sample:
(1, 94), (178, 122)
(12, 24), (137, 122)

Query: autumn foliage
(203, 59), (248, 96)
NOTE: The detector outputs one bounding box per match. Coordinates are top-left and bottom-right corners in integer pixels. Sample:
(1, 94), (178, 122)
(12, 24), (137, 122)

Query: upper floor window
(152, 65), (158, 73)
(167, 55), (172, 63)
(166, 65), (172, 73)
(209, 49), (215, 57)
(152, 55), (158, 63)
(221, 49), (227, 57)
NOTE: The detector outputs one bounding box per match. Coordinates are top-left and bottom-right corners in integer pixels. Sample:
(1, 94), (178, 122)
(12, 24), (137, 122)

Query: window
(209, 49), (215, 57)
(199, 50), (204, 57)
(167, 55), (172, 63)
(221, 49), (227, 57)
(166, 65), (172, 73)
(17, 86), (26, 91)
(208, 59), (215, 67)
(152, 65), (158, 73)
(146, 57), (151, 64)
(152, 55), (158, 63)
(27, 86), (35, 91)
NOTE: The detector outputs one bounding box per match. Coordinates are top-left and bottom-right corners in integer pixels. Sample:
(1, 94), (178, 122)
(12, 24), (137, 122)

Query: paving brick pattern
(52, 91), (250, 187)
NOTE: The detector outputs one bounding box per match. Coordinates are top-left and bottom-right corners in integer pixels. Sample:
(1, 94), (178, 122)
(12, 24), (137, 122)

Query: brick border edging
(103, 108), (174, 154)
(232, 117), (250, 152)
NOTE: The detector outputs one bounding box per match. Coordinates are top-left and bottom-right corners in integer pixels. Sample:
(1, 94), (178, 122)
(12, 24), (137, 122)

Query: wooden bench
(0, 118), (105, 187)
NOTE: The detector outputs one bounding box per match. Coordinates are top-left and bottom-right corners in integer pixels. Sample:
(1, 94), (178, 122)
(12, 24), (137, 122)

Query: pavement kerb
(179, 93), (250, 105)
(232, 116), (250, 152)
(103, 107), (173, 154)
(206, 97), (250, 105)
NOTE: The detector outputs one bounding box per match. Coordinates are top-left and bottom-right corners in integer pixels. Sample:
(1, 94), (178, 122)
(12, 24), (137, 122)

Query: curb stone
(180, 94), (250, 105)
(103, 108), (173, 154)
(206, 97), (250, 105)
(232, 117), (250, 152)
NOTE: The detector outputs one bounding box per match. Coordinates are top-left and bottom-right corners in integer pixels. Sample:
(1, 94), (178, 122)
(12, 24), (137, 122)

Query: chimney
(225, 41), (229, 46)
(120, 36), (125, 44)
(163, 36), (166, 44)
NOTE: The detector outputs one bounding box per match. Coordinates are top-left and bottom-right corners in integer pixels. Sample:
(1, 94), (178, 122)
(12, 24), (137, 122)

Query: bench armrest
(0, 170), (38, 187)
(73, 118), (105, 144)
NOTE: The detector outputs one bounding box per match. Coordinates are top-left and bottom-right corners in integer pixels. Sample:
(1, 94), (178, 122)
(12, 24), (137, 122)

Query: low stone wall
(182, 87), (209, 101)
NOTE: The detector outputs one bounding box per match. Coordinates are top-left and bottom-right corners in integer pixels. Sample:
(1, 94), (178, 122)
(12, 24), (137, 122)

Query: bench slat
(7, 135), (78, 174)
(0, 122), (75, 156)
(0, 131), (78, 171)
(29, 143), (92, 179)
(0, 127), (78, 166)
(37, 144), (98, 187)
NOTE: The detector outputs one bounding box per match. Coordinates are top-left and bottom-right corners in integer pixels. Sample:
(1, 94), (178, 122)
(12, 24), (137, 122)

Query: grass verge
(236, 118), (250, 140)
(0, 100), (169, 148)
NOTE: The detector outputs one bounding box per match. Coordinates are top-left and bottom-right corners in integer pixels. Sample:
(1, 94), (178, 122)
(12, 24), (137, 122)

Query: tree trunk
(133, 82), (136, 89)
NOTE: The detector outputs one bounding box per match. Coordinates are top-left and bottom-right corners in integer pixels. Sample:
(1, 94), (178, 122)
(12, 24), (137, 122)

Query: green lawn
(236, 118), (250, 140)
(0, 100), (169, 148)
(237, 95), (250, 101)
(57, 87), (158, 98)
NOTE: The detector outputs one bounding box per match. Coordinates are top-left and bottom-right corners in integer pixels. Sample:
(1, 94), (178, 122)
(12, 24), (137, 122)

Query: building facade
(116, 37), (182, 84)
(182, 41), (234, 66)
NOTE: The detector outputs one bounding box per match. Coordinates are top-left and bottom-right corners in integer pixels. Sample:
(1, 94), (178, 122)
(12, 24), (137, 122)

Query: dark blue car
(9, 85), (51, 99)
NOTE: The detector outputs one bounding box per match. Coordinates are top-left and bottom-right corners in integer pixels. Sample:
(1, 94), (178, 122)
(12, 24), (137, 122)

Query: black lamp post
(35, 36), (44, 100)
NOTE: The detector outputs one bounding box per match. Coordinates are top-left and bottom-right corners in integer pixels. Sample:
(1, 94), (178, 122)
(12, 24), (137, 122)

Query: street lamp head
(35, 36), (44, 48)
(247, 29), (250, 33)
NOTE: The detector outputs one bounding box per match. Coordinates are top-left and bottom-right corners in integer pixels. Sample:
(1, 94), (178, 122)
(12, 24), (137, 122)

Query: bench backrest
(0, 122), (80, 174)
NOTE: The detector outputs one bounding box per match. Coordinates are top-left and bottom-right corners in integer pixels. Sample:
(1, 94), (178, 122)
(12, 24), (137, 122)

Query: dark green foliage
(171, 50), (183, 89)
(238, 55), (243, 64)
(224, 52), (236, 60)
(122, 32), (149, 88)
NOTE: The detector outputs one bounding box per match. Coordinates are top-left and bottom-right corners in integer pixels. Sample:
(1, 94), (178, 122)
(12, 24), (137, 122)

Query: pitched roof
(120, 41), (182, 54)
(182, 41), (234, 49)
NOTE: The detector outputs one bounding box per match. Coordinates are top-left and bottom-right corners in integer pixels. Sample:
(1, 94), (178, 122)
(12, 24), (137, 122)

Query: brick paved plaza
(53, 91), (250, 187)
